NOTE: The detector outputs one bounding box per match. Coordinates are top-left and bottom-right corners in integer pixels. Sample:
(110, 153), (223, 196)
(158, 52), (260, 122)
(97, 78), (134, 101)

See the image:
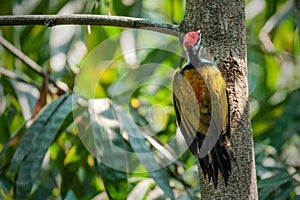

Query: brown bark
(179, 0), (258, 199)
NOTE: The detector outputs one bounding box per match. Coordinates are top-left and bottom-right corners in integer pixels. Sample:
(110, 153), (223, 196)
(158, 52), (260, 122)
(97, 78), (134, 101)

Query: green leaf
(258, 171), (291, 189)
(88, 98), (131, 172)
(30, 170), (58, 200)
(87, 99), (174, 199)
(95, 162), (128, 200)
(258, 171), (292, 199)
(9, 79), (39, 121)
(112, 104), (175, 199)
(88, 99), (129, 199)
(266, 89), (300, 152)
(128, 178), (154, 199)
(9, 93), (79, 199)
(274, 181), (295, 200)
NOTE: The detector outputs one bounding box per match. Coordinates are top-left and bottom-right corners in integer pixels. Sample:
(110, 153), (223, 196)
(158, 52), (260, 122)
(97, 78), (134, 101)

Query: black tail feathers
(199, 141), (233, 189)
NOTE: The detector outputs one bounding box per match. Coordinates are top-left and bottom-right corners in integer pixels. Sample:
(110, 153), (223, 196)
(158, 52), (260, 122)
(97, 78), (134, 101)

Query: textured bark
(179, 0), (258, 199)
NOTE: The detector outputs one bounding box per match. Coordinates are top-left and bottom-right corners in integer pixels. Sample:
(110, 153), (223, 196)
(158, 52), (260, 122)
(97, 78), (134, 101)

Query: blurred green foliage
(0, 0), (299, 199)
(247, 0), (300, 199)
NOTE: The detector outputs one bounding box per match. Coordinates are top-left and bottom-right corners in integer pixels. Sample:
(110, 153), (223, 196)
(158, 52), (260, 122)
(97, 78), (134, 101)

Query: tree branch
(0, 14), (180, 37)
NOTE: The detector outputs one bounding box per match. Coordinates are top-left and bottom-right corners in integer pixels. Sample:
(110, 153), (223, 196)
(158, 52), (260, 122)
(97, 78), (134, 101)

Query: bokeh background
(0, 0), (299, 199)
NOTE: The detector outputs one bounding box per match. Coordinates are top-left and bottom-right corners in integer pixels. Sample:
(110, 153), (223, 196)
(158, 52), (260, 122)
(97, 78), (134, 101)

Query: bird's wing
(198, 65), (228, 158)
(173, 65), (228, 158)
(173, 71), (201, 145)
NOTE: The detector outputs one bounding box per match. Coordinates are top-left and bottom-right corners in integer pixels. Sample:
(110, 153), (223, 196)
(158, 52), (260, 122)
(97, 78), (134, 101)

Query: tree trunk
(179, 0), (258, 199)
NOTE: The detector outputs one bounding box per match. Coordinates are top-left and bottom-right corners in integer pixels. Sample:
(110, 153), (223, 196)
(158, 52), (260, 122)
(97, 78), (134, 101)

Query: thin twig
(0, 66), (20, 80)
(258, 0), (293, 53)
(0, 37), (44, 76)
(0, 36), (69, 92)
(0, 14), (181, 37)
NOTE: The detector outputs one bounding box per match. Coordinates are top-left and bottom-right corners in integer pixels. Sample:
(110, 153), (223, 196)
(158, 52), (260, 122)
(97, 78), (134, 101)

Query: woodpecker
(173, 30), (233, 188)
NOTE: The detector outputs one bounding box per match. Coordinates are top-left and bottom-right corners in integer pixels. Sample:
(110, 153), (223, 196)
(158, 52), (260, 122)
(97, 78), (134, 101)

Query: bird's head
(183, 30), (203, 63)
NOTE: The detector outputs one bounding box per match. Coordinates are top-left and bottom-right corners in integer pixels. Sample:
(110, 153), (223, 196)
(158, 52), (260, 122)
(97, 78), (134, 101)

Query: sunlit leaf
(88, 98), (129, 199)
(113, 103), (175, 199)
(128, 178), (154, 199)
(10, 79), (39, 121)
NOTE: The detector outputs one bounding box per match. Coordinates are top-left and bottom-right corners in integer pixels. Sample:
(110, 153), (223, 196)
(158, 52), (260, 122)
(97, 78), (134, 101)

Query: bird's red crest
(183, 31), (200, 49)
